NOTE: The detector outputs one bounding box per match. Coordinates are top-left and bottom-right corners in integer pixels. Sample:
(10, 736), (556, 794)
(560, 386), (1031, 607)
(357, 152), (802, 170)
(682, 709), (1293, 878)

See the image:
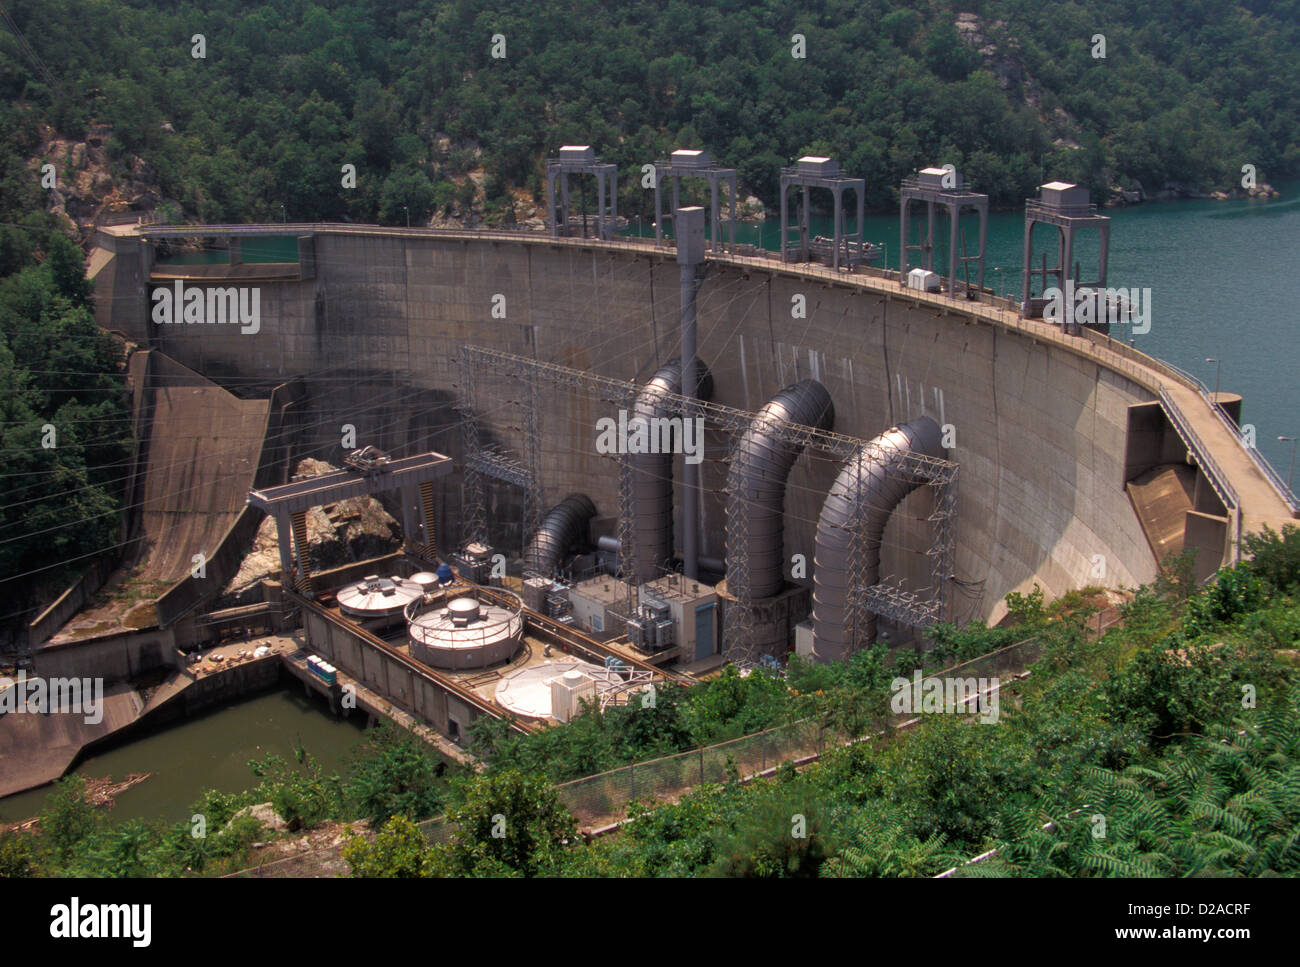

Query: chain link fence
(548, 637), (1045, 829)
(234, 637), (1046, 872)
(551, 718), (835, 828)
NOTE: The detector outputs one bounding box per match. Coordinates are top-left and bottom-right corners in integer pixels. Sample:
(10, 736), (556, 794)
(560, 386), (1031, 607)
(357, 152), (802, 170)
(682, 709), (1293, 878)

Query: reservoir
(646, 184), (1299, 474)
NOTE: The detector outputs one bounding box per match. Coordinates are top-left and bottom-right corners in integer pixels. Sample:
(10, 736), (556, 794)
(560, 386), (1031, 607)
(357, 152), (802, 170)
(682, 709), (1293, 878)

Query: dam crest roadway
(98, 218), (1297, 550)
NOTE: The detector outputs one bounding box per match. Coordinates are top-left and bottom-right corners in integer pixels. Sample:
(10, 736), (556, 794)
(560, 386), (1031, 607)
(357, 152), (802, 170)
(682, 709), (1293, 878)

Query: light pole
(280, 204), (286, 224)
(403, 205), (409, 228)
(993, 266), (1004, 299)
(1279, 436), (1297, 490)
(1206, 357), (1221, 401)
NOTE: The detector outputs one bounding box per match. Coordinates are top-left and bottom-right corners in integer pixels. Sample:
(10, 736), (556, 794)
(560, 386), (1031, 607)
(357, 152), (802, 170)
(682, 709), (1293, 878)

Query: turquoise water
(643, 188), (1299, 476)
(155, 235), (301, 265)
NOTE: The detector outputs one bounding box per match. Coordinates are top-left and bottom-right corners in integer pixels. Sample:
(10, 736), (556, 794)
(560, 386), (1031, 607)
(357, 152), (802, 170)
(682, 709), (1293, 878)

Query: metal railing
(1161, 362), (1298, 514)
(1025, 199), (1100, 219)
(1157, 386), (1240, 511)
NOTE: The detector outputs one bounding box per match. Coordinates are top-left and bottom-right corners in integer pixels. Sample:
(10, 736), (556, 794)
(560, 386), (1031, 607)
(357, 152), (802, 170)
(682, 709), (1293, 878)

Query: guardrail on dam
(92, 222), (1297, 628)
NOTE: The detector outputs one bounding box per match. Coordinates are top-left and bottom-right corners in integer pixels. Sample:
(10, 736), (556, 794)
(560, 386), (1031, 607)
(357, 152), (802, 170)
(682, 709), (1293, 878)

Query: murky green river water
(0, 687), (366, 826)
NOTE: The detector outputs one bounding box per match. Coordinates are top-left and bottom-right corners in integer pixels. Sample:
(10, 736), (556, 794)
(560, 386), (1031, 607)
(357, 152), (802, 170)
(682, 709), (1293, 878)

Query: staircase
(290, 511), (314, 593)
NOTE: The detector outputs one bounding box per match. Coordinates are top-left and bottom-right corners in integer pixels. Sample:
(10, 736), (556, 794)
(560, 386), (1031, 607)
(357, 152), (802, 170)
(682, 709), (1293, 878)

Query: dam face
(116, 230), (1159, 627)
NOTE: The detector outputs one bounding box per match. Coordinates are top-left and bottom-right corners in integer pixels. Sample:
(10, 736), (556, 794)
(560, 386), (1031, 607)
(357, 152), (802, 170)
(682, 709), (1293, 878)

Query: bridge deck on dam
(103, 222), (1297, 554)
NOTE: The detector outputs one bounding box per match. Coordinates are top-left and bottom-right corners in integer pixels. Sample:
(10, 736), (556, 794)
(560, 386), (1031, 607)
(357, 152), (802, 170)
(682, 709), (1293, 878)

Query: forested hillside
(3, 0), (1298, 231)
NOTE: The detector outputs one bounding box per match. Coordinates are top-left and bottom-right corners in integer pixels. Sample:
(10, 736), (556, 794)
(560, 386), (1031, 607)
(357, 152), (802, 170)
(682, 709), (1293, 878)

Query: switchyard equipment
(545, 583), (573, 623)
(452, 542), (495, 585)
(406, 587), (525, 671)
(899, 167), (990, 297)
(545, 145), (619, 241)
(1022, 181), (1111, 332)
(652, 149), (739, 253)
(635, 575), (720, 662)
(780, 157), (868, 270)
(457, 346), (958, 667)
(521, 576), (551, 612)
(626, 596), (674, 652)
(521, 576), (574, 622)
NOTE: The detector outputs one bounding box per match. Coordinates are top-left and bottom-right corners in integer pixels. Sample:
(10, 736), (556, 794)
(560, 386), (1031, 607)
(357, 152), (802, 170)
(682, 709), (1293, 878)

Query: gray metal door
(694, 604), (715, 660)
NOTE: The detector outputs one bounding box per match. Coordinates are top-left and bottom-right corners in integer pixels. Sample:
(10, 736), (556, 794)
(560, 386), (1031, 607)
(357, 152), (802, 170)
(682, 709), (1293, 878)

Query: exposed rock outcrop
(219, 459), (403, 607)
(28, 123), (179, 236)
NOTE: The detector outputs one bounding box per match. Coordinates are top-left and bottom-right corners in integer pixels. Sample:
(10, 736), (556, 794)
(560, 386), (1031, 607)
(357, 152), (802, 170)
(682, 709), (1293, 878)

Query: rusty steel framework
(722, 430), (756, 661)
(456, 353), (542, 552)
(615, 383), (640, 618)
(459, 345), (958, 661)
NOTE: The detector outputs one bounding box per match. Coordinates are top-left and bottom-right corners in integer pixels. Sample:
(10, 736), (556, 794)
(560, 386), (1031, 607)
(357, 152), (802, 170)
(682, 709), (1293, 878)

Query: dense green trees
(0, 233), (130, 591)
(341, 815), (438, 877)
(464, 643), (934, 785)
(343, 770), (577, 877)
(3, 0), (1296, 232)
(343, 720), (450, 825)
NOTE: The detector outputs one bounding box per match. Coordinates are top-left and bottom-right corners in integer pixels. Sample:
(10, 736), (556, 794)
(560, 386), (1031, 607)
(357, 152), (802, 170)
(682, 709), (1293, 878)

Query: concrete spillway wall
(112, 230), (1159, 626)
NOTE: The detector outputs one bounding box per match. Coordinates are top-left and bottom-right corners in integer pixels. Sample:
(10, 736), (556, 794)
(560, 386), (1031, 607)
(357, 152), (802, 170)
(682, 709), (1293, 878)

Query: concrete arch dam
(91, 223), (1296, 630)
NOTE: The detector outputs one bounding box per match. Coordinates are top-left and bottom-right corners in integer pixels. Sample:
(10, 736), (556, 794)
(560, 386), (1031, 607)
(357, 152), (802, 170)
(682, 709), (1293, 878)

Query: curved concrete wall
(128, 231), (1158, 626)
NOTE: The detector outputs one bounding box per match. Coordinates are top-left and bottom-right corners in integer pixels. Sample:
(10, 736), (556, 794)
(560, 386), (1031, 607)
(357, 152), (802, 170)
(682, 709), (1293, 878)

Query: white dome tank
(408, 589), (525, 670)
(337, 574), (424, 624)
(495, 659), (604, 720)
(409, 571), (440, 593)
